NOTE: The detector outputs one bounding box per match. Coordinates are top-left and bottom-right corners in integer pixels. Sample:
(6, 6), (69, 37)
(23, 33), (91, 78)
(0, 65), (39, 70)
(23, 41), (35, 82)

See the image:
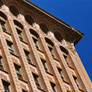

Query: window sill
(37, 87), (46, 92)
(79, 88), (84, 92)
(46, 71), (53, 76)
(68, 66), (74, 70)
(0, 68), (8, 74)
(63, 80), (69, 85)
(37, 48), (44, 53)
(28, 62), (36, 67)
(19, 78), (28, 84)
(3, 30), (11, 35)
(53, 57), (59, 62)
(20, 39), (28, 45)
(10, 52), (20, 58)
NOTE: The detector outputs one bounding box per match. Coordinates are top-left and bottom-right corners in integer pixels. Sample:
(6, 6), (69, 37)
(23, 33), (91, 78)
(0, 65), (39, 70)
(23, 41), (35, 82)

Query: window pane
(33, 73), (40, 88)
(0, 58), (3, 69)
(2, 80), (10, 92)
(16, 69), (19, 73)
(48, 47), (54, 57)
(57, 68), (64, 80)
(17, 29), (23, 40)
(64, 55), (69, 66)
(7, 41), (14, 53)
(41, 59), (48, 71)
(73, 76), (79, 88)
(50, 82), (56, 92)
(15, 65), (22, 79)
(24, 50), (31, 62)
(18, 33), (23, 40)
(33, 38), (39, 49)
(22, 89), (27, 92)
(1, 22), (6, 31)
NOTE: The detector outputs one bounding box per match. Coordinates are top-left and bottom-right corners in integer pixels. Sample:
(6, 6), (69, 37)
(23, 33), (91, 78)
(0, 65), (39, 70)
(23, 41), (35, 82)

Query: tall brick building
(0, 0), (92, 92)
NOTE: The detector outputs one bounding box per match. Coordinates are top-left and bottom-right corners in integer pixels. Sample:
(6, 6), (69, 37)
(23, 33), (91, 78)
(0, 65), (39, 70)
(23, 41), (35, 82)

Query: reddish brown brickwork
(0, 0), (91, 92)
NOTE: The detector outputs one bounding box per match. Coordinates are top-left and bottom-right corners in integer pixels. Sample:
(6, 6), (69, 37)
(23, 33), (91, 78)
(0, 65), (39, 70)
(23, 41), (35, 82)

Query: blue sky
(29, 0), (92, 81)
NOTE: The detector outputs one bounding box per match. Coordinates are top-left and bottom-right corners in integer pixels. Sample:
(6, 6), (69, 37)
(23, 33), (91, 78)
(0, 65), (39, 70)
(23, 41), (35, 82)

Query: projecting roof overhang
(16, 0), (84, 45)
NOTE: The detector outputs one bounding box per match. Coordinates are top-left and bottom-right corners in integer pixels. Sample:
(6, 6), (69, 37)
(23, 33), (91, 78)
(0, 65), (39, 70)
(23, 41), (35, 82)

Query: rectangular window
(24, 50), (31, 62)
(48, 47), (54, 57)
(63, 55), (69, 66)
(32, 73), (40, 88)
(0, 57), (3, 69)
(2, 80), (10, 92)
(6, 40), (14, 53)
(14, 64), (22, 79)
(57, 68), (64, 80)
(41, 59), (48, 72)
(50, 82), (56, 92)
(1, 22), (6, 31)
(17, 29), (23, 40)
(33, 38), (39, 49)
(73, 76), (79, 88)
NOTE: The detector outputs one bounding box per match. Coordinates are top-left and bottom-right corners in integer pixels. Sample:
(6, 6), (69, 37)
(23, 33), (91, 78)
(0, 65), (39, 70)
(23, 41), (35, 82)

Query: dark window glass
(2, 80), (10, 92)
(33, 73), (40, 88)
(6, 41), (14, 53)
(1, 22), (6, 31)
(14, 20), (23, 29)
(57, 68), (64, 80)
(17, 29), (23, 40)
(50, 82), (56, 92)
(63, 55), (69, 66)
(22, 89), (27, 92)
(33, 38), (39, 49)
(30, 29), (39, 38)
(24, 50), (31, 62)
(41, 59), (48, 72)
(73, 76), (79, 88)
(14, 64), (22, 79)
(48, 47), (54, 57)
(45, 37), (54, 47)
(0, 57), (3, 69)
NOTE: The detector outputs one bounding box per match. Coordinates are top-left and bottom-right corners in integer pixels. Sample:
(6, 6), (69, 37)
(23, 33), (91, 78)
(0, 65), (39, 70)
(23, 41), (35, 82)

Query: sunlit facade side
(0, 0), (91, 92)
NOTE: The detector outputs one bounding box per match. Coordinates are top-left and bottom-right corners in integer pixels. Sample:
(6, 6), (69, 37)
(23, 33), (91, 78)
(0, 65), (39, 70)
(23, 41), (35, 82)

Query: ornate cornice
(14, 0), (84, 45)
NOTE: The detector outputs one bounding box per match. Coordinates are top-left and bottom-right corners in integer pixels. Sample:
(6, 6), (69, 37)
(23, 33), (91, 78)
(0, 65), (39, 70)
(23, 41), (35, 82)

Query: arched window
(60, 46), (68, 55)
(45, 38), (54, 47)
(54, 31), (63, 42)
(0, 11), (7, 20)
(30, 29), (39, 38)
(13, 20), (24, 41)
(60, 46), (69, 66)
(25, 15), (34, 25)
(14, 20), (23, 29)
(30, 29), (39, 49)
(39, 23), (49, 34)
(45, 37), (54, 57)
(9, 5), (19, 16)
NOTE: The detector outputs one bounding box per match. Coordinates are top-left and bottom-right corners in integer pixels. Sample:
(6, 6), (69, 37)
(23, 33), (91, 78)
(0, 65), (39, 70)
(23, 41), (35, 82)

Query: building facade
(0, 0), (91, 92)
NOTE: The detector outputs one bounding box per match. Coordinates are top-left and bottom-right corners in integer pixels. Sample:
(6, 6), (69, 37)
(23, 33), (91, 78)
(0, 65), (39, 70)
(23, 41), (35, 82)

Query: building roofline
(15, 0), (84, 45)
(23, 0), (84, 37)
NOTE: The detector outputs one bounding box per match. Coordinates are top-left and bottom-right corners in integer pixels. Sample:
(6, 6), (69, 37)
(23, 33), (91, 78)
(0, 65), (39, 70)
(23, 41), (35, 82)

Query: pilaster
(0, 19), (22, 92)
(7, 16), (38, 92)
(54, 43), (79, 92)
(23, 25), (53, 92)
